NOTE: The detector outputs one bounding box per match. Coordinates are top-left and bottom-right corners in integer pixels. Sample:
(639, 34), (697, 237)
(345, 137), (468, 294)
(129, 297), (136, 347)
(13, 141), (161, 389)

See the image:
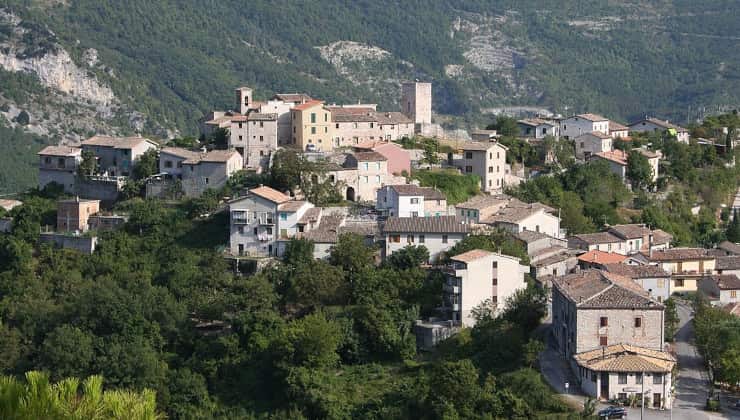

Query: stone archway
(346, 186), (355, 202)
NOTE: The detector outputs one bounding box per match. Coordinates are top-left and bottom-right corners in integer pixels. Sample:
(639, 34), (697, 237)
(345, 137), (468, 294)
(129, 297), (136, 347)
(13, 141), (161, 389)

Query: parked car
(598, 406), (627, 419)
(305, 144), (317, 152)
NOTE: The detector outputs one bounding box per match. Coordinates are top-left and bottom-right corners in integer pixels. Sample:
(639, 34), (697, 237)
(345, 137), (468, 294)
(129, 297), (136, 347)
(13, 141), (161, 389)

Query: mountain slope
(1, 0), (739, 192)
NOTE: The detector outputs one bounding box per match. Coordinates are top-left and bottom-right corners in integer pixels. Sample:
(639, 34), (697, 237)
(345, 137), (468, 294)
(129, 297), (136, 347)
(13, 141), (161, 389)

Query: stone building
(401, 81), (432, 126)
(458, 141), (507, 193)
(383, 216), (469, 262)
(37, 145), (82, 193)
(56, 198), (100, 233)
(80, 135), (159, 177)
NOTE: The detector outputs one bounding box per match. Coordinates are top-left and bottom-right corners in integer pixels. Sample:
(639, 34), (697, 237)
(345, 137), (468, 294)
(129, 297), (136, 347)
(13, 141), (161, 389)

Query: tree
(132, 149), (158, 180)
(0, 371), (163, 419)
(78, 149), (97, 178)
(422, 141), (440, 165)
(329, 233), (375, 279)
(283, 238), (315, 266)
(726, 210), (740, 243)
(13, 110), (29, 125)
(384, 245), (429, 270)
(663, 298), (680, 342)
(209, 128), (229, 149)
(488, 115), (519, 137)
(626, 150), (653, 191)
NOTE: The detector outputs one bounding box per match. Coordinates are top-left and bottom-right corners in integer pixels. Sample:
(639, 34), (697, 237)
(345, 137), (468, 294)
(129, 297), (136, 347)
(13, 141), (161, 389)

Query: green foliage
(0, 120), (52, 194)
(693, 299), (740, 385)
(0, 371), (163, 420)
(78, 149), (96, 178)
(726, 210), (740, 243)
(412, 169), (480, 205)
(445, 231), (530, 265)
(626, 150), (653, 191)
(488, 115), (519, 137)
(663, 298), (680, 342)
(132, 149), (159, 180)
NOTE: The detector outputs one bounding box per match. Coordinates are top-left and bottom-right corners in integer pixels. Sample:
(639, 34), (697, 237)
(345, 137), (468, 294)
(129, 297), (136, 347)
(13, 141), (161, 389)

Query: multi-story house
(291, 100), (335, 152)
(552, 269), (674, 409)
(228, 113), (278, 171)
(56, 198), (100, 233)
(354, 140), (410, 176)
(330, 106), (380, 148)
(516, 230), (576, 281)
(575, 132), (612, 160)
(456, 194), (511, 224)
(634, 248), (716, 293)
(459, 142), (507, 193)
(561, 114), (610, 139)
(160, 147), (243, 196)
(228, 185), (314, 257)
(376, 184), (447, 218)
(607, 224), (672, 254)
(517, 118), (560, 139)
(383, 216), (469, 262)
(484, 199), (562, 238)
(715, 255), (740, 276)
(260, 98), (301, 146)
(608, 121), (629, 139)
(698, 275), (740, 306)
(569, 232), (628, 255)
(80, 136), (159, 177)
(593, 149), (661, 185)
(628, 118), (690, 144)
(602, 263), (672, 301)
(37, 145), (82, 193)
(443, 249), (528, 327)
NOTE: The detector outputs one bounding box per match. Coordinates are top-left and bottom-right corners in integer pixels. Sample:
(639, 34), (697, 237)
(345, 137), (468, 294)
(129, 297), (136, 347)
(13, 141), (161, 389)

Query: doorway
(346, 187), (355, 202)
(600, 372), (609, 400)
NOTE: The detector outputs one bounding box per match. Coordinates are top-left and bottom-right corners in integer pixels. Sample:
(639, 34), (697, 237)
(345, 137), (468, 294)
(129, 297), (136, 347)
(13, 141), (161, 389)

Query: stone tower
(401, 81), (432, 125)
(236, 87), (253, 115)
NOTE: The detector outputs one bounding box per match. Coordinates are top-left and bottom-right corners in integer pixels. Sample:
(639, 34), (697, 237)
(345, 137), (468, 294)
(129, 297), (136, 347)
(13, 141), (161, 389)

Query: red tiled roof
(249, 186), (291, 204)
(292, 100), (324, 111)
(578, 250), (627, 264)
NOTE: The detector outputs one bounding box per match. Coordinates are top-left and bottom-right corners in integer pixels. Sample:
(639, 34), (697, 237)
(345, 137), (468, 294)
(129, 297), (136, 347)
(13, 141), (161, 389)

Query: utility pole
(641, 371), (645, 420)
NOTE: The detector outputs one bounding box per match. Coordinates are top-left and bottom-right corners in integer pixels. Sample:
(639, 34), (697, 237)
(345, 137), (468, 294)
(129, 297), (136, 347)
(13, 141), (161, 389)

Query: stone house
(568, 232), (628, 255)
(561, 114), (610, 140)
(698, 275), (740, 306)
(715, 255), (740, 276)
(459, 142), (507, 193)
(56, 198), (100, 233)
(443, 249), (528, 327)
(37, 145), (82, 193)
(575, 131), (612, 160)
(228, 113), (278, 172)
(483, 199), (561, 238)
(455, 194), (512, 224)
(80, 136), (159, 177)
(517, 230), (577, 280)
(470, 129), (498, 142)
(552, 269), (673, 409)
(382, 216), (469, 262)
(608, 121), (630, 139)
(160, 148), (242, 197)
(576, 250), (628, 270)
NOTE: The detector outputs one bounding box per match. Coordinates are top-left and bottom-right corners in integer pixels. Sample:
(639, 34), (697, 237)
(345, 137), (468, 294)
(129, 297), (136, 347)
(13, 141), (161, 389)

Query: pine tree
(726, 209), (740, 242)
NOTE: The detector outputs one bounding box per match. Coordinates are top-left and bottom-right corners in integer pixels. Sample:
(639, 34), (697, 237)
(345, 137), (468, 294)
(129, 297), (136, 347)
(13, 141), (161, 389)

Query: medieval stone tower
(401, 81), (432, 125)
(236, 86), (253, 115)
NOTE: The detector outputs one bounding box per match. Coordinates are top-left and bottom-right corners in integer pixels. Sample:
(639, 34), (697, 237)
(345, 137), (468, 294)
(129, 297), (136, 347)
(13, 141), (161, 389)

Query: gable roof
(602, 263), (670, 278)
(518, 118), (556, 127)
(629, 117), (688, 132)
(707, 274), (740, 290)
(277, 201), (309, 212)
(450, 249), (493, 263)
(570, 232), (624, 245)
(723, 302), (740, 316)
(38, 145), (82, 157)
(641, 248), (713, 262)
(577, 131), (612, 140)
(183, 149), (241, 164)
(574, 344), (675, 373)
(292, 100), (324, 111)
(716, 255), (740, 270)
(353, 151), (387, 162)
(577, 250), (627, 265)
(272, 93), (312, 103)
(382, 216), (469, 234)
(82, 135), (156, 149)
(461, 141), (507, 151)
(718, 241), (740, 255)
(389, 184), (445, 200)
(160, 147), (201, 160)
(573, 113), (608, 122)
(484, 200), (551, 224)
(553, 270), (661, 309)
(609, 224), (651, 240)
(249, 186), (291, 204)
(609, 121), (629, 132)
(456, 194), (510, 211)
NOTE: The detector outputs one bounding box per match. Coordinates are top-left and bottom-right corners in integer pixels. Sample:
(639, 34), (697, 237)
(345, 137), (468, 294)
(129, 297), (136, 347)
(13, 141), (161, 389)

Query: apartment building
(634, 248), (716, 293)
(443, 249), (528, 327)
(459, 142), (507, 193)
(291, 100), (335, 152)
(561, 114), (610, 139)
(228, 186), (314, 257)
(376, 184), (447, 218)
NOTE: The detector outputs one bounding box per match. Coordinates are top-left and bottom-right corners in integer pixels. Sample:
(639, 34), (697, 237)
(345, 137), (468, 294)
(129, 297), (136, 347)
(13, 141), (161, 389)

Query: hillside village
(3, 80), (740, 418)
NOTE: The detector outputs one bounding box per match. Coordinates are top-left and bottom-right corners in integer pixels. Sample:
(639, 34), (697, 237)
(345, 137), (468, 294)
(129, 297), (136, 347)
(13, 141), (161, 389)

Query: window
(44, 156), (51, 164)
(618, 393), (628, 400)
(492, 296), (497, 303)
(591, 372), (597, 382)
(653, 374), (662, 384)
(465, 166), (473, 173)
(324, 114), (328, 122)
(465, 152), (473, 159)
(390, 235), (400, 243)
(492, 278), (498, 285)
(442, 235), (449, 244)
(310, 113), (316, 123)
(488, 166), (493, 173)
(675, 279), (684, 287)
(266, 227), (272, 235)
(336, 123), (339, 129)
(280, 213), (287, 221)
(363, 162), (369, 170)
(260, 121), (264, 128)
(618, 374), (627, 384)
(411, 212), (418, 217)
(363, 176), (369, 183)
(238, 123), (243, 129)
(599, 336), (608, 346)
(732, 291), (737, 298)
(370, 122), (374, 128)
(311, 127), (316, 134)
(419, 235), (425, 243)
(407, 235), (414, 243)
(657, 279), (665, 288)
(260, 136), (264, 142)
(634, 317), (642, 328)
(375, 175), (381, 183)
(164, 160), (173, 168)
(636, 373), (643, 384)
(600, 317), (608, 327)
(410, 198), (419, 204)
(324, 127), (328, 133)
(205, 177), (209, 184)
(253, 227), (258, 235)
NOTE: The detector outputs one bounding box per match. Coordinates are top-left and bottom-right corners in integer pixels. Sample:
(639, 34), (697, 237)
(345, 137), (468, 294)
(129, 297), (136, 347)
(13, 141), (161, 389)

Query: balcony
(443, 284), (460, 294)
(258, 217), (275, 225)
(232, 212), (248, 224)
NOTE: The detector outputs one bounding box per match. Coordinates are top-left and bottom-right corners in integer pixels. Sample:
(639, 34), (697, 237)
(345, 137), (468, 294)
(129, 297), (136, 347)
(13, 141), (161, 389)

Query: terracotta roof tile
(574, 344), (675, 373)
(38, 145), (82, 157)
(602, 263), (670, 278)
(278, 201), (309, 212)
(577, 250), (627, 264)
(353, 151), (387, 162)
(716, 256), (740, 270)
(570, 232), (624, 245)
(382, 216), (470, 234)
(249, 186), (291, 204)
(450, 249), (493, 263)
(292, 100), (324, 111)
(609, 224), (651, 240)
(553, 270), (661, 309)
(574, 113), (608, 122)
(642, 248), (713, 262)
(82, 135), (156, 149)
